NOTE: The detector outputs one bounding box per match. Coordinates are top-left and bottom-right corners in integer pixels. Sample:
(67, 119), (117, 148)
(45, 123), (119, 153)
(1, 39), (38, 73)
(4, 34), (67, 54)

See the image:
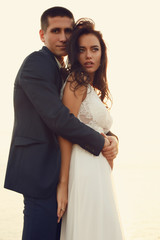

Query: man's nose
(59, 31), (67, 42)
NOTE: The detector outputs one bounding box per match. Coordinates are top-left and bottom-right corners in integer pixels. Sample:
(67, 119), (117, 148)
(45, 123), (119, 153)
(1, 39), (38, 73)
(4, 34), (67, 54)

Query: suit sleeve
(19, 52), (105, 156)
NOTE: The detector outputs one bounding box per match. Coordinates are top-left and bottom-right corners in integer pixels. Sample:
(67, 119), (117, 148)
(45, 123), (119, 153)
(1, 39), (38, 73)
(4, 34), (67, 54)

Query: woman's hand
(57, 181), (68, 223)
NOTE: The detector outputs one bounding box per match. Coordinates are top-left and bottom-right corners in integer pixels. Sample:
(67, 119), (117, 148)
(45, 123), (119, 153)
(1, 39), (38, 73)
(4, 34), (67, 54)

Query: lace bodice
(61, 83), (112, 134)
(78, 85), (112, 133)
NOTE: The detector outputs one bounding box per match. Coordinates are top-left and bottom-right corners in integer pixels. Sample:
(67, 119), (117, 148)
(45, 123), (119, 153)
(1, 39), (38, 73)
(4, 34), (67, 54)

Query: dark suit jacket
(4, 46), (105, 198)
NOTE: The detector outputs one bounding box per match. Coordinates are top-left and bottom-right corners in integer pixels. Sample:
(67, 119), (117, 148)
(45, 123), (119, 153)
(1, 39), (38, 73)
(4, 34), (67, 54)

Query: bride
(57, 19), (124, 240)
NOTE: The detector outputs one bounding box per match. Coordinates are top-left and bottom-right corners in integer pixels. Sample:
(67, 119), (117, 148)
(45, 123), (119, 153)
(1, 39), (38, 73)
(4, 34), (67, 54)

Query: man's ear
(39, 29), (45, 43)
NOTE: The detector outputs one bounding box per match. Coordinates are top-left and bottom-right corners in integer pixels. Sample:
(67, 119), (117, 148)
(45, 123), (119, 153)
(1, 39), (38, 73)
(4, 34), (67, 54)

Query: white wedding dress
(60, 84), (124, 240)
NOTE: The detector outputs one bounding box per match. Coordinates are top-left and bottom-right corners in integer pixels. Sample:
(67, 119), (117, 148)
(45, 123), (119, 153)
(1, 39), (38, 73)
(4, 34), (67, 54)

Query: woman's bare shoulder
(64, 73), (87, 98)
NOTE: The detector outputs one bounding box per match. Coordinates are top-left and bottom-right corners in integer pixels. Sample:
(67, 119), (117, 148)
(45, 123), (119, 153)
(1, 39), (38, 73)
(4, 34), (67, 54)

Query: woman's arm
(57, 80), (87, 222)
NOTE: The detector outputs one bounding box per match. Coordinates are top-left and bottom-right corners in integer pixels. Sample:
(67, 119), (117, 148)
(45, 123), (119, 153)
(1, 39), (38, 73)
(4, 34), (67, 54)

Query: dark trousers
(22, 193), (61, 240)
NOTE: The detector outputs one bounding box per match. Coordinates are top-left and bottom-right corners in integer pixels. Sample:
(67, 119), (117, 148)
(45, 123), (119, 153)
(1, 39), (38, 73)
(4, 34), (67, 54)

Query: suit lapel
(41, 46), (63, 91)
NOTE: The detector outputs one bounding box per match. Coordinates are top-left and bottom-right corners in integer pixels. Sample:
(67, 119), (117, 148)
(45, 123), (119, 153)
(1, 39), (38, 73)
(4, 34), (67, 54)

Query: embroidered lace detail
(61, 83), (112, 133)
(78, 85), (112, 133)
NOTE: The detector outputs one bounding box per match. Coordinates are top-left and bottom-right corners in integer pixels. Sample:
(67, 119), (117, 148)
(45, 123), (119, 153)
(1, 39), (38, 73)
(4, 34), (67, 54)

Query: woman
(57, 19), (124, 240)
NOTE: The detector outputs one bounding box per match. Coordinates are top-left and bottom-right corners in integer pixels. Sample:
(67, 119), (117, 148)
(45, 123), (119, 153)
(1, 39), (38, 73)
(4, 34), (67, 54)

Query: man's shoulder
(22, 48), (57, 69)
(25, 48), (49, 62)
(18, 47), (60, 82)
(29, 47), (56, 62)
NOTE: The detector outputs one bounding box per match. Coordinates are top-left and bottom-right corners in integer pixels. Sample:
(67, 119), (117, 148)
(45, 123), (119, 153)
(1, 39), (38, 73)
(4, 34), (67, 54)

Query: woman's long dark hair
(67, 19), (112, 108)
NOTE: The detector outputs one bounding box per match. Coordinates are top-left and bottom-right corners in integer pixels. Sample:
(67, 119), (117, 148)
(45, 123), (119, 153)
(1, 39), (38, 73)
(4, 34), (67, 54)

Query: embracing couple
(4, 6), (124, 240)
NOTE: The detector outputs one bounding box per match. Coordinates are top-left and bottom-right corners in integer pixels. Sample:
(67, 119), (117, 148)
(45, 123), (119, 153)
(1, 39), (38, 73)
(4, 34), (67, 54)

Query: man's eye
(51, 29), (59, 33)
(65, 29), (73, 34)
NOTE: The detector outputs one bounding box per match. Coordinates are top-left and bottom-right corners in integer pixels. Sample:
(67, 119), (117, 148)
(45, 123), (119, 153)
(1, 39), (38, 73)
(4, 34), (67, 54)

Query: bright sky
(0, 0), (160, 166)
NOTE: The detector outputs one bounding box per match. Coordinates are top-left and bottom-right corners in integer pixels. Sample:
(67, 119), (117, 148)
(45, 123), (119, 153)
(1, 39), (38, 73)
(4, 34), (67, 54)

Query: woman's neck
(89, 73), (95, 86)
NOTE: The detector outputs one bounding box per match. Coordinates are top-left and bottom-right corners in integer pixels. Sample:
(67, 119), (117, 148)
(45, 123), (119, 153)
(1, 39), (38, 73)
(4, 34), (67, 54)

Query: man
(4, 7), (118, 240)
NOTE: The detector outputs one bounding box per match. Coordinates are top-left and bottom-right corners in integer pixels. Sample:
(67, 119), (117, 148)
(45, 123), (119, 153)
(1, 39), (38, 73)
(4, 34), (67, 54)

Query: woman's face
(78, 33), (101, 79)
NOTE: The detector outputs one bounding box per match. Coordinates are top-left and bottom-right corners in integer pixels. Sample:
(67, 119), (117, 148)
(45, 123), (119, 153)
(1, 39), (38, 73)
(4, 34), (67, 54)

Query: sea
(0, 146), (160, 239)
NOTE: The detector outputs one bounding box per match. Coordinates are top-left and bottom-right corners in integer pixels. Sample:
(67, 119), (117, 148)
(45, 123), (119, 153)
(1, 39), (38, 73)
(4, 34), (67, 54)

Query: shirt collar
(54, 57), (62, 69)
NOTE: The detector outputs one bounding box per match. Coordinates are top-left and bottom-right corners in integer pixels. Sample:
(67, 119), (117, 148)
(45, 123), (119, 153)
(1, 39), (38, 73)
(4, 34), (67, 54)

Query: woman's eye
(79, 48), (85, 53)
(92, 47), (99, 52)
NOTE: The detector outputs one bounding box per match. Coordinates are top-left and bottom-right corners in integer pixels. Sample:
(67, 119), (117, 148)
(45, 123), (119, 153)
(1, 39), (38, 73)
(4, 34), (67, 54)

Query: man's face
(40, 16), (73, 60)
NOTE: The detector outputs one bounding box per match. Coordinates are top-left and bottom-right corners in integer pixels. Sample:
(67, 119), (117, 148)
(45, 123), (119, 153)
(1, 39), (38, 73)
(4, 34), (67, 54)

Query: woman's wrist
(58, 178), (68, 184)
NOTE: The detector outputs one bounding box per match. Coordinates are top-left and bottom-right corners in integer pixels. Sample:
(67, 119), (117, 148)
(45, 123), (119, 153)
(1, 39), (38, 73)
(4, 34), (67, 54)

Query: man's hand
(101, 133), (119, 169)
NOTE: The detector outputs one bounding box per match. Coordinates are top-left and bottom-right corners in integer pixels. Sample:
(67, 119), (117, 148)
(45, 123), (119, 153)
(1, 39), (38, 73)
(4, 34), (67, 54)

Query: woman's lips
(84, 61), (94, 68)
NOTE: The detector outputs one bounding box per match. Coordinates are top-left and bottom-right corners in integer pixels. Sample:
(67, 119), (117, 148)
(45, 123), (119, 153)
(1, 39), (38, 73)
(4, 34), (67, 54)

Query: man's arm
(19, 52), (105, 156)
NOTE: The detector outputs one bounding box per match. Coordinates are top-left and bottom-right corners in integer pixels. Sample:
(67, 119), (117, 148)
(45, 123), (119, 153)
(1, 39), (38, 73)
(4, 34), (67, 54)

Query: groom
(4, 6), (118, 240)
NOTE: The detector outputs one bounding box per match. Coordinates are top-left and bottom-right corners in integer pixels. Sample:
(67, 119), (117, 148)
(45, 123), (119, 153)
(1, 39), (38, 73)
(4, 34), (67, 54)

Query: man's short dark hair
(41, 6), (75, 32)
